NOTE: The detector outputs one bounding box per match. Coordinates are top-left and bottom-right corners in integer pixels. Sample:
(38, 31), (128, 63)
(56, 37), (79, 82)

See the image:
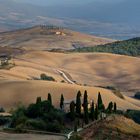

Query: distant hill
(72, 37), (140, 57)
(0, 26), (113, 51)
(0, 0), (140, 39)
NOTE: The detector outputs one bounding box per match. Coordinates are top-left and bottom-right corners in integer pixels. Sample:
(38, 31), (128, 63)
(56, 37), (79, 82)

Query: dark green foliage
(11, 99), (64, 133)
(97, 92), (104, 111)
(70, 101), (75, 121)
(134, 92), (140, 100)
(76, 91), (82, 116)
(40, 73), (55, 81)
(60, 94), (64, 109)
(74, 120), (78, 132)
(26, 100), (53, 118)
(71, 37), (140, 57)
(10, 106), (27, 128)
(90, 100), (94, 121)
(114, 102), (117, 113)
(48, 93), (52, 105)
(36, 97), (41, 104)
(25, 119), (46, 130)
(107, 102), (113, 113)
(83, 90), (89, 124)
(95, 105), (99, 120)
(125, 110), (140, 124)
(0, 116), (10, 125)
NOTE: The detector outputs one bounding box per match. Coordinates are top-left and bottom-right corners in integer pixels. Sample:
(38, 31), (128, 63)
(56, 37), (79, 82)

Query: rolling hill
(0, 27), (139, 113)
(0, 26), (113, 51)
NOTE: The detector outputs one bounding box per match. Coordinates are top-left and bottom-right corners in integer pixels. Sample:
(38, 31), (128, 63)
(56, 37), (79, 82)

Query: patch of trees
(125, 110), (140, 124)
(10, 94), (64, 133)
(40, 73), (55, 81)
(71, 37), (140, 57)
(10, 91), (117, 133)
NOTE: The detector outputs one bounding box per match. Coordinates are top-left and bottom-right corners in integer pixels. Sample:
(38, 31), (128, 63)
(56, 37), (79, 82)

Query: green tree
(97, 92), (104, 111)
(95, 105), (99, 120)
(114, 102), (117, 113)
(70, 101), (75, 121)
(90, 100), (94, 121)
(36, 97), (41, 104)
(76, 91), (82, 116)
(83, 90), (89, 124)
(60, 94), (64, 110)
(48, 93), (52, 106)
(107, 102), (113, 113)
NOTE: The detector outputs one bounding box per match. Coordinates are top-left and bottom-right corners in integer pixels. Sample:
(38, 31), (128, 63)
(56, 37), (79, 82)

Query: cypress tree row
(60, 94), (64, 110)
(48, 93), (52, 105)
(76, 90), (82, 116)
(83, 90), (89, 124)
(70, 101), (75, 121)
(90, 100), (95, 121)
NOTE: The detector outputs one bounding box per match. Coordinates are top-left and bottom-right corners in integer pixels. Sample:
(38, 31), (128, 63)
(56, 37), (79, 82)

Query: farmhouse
(0, 54), (11, 66)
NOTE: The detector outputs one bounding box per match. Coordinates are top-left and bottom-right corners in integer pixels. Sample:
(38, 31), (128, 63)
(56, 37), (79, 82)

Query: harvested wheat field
(3, 51), (140, 95)
(0, 50), (140, 110)
(0, 80), (139, 111)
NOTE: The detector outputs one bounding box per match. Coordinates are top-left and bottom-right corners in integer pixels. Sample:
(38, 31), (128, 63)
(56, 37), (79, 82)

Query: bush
(25, 119), (46, 130)
(0, 116), (10, 125)
(40, 73), (55, 81)
(46, 120), (63, 133)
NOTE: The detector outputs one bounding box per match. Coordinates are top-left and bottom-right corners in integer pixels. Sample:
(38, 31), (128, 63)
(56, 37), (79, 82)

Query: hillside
(0, 26), (113, 51)
(71, 37), (140, 57)
(80, 115), (140, 140)
(0, 51), (140, 110)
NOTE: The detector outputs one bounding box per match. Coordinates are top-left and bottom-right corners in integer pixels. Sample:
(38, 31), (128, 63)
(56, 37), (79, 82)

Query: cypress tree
(95, 105), (98, 120)
(76, 90), (81, 116)
(83, 90), (89, 124)
(114, 102), (117, 113)
(70, 101), (75, 121)
(107, 102), (113, 113)
(48, 93), (52, 106)
(97, 92), (103, 111)
(90, 100), (94, 121)
(36, 97), (41, 104)
(60, 94), (64, 110)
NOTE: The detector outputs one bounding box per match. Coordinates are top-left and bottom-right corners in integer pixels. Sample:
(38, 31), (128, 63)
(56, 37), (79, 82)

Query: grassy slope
(80, 115), (140, 140)
(72, 37), (140, 57)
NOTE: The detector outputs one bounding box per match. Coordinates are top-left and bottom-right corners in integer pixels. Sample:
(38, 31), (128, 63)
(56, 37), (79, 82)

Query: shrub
(25, 119), (46, 130)
(40, 73), (55, 81)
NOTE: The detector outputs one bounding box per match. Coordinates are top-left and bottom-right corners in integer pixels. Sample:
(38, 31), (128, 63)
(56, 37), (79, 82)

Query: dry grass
(0, 51), (140, 110)
(0, 132), (65, 140)
(80, 115), (140, 140)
